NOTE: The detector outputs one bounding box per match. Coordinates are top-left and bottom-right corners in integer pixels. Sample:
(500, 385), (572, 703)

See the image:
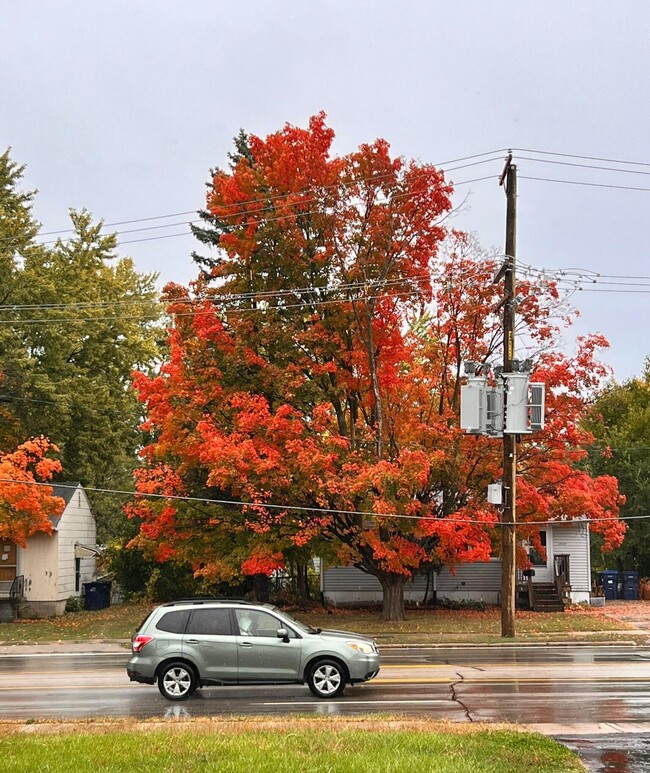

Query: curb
(0, 637), (644, 654)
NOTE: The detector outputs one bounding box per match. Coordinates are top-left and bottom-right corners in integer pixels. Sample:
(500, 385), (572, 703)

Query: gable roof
(49, 482), (82, 527)
(51, 482), (82, 506)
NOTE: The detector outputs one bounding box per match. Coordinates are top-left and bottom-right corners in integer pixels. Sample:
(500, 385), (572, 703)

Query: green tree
(0, 150), (162, 542)
(0, 149), (42, 450)
(583, 361), (650, 576)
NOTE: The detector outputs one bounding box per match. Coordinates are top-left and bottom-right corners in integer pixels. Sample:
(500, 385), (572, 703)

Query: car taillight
(132, 634), (154, 653)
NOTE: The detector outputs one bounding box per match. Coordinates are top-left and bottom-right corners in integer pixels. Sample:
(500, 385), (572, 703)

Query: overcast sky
(3, 1), (650, 381)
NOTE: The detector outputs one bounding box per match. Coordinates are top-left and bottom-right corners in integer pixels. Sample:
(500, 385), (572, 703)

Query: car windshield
(274, 607), (320, 634)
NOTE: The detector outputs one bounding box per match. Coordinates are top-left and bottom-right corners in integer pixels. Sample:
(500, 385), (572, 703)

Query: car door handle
(186, 639), (200, 645)
(239, 641), (253, 648)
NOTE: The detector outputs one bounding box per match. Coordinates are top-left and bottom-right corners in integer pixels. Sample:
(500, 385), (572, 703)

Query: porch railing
(9, 575), (24, 600)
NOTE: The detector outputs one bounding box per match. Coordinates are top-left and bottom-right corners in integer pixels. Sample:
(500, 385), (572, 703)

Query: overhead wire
(0, 271), (594, 326)
(0, 478), (629, 527)
(15, 145), (650, 248)
(512, 147), (650, 169)
(24, 152), (506, 245)
(22, 170), (500, 250)
(519, 175), (650, 194)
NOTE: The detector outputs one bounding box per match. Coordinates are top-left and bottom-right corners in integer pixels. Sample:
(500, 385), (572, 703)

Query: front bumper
(348, 652), (380, 683)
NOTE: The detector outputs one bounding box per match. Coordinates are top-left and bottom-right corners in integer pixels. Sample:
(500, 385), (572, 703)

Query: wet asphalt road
(2, 645), (650, 771)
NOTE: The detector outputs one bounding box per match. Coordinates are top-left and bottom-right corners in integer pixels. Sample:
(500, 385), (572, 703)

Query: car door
(182, 607), (238, 683)
(235, 608), (302, 682)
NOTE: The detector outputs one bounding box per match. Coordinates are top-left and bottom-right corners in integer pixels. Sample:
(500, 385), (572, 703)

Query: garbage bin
(83, 581), (112, 610)
(599, 570), (619, 600)
(98, 580), (112, 609)
(622, 571), (639, 600)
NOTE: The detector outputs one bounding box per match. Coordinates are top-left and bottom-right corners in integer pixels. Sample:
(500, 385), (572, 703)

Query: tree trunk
(379, 573), (406, 621)
(296, 563), (311, 603)
(253, 573), (270, 603)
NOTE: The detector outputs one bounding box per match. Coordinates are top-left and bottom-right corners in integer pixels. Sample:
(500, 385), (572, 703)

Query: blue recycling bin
(622, 571), (639, 600)
(83, 581), (112, 611)
(599, 570), (619, 600)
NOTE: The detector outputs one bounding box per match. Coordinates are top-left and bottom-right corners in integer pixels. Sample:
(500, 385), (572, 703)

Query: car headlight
(346, 640), (374, 654)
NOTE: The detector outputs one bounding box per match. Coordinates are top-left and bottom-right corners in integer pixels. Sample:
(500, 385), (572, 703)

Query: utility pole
(500, 154), (517, 638)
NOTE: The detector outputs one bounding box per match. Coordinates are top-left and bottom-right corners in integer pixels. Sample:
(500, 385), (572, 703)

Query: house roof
(51, 482), (82, 506)
(49, 482), (82, 527)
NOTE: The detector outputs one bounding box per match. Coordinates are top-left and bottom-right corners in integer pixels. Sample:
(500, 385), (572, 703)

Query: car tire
(307, 659), (346, 699)
(157, 661), (197, 701)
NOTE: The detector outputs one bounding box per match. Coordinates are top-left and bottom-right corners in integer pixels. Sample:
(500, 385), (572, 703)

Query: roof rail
(162, 598), (256, 607)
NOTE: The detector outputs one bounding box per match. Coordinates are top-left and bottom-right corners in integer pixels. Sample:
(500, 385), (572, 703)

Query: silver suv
(127, 599), (380, 701)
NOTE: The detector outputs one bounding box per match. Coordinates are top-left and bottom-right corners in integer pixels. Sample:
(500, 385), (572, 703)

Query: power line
(512, 147), (650, 169)
(0, 478), (628, 527)
(25, 153), (505, 245)
(6, 255), (650, 317)
(26, 172), (497, 250)
(0, 270), (565, 326)
(99, 173), (502, 246)
(516, 155), (650, 178)
(520, 175), (650, 194)
(0, 268), (502, 313)
(0, 276), (635, 327)
(15, 146), (650, 248)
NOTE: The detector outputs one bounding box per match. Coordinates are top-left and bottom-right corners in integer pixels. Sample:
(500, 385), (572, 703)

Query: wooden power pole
(500, 156), (517, 638)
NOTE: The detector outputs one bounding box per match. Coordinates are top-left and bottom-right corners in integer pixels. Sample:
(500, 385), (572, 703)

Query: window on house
(529, 530), (547, 566)
(75, 558), (81, 593)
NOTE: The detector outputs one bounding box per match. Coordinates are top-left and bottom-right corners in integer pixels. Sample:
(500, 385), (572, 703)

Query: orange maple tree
(0, 437), (65, 546)
(129, 115), (623, 620)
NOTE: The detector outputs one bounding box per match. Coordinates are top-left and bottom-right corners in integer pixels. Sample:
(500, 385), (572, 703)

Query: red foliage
(129, 115), (623, 595)
(0, 437), (64, 546)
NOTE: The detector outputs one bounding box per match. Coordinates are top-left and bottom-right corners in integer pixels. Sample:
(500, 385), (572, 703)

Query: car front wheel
(307, 659), (346, 698)
(158, 661), (197, 701)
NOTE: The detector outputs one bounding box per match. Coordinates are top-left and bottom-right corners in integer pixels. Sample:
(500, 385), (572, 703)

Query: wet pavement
(3, 643), (650, 770)
(556, 733), (650, 772)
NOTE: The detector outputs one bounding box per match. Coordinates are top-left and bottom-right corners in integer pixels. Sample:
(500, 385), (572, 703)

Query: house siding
(436, 560), (502, 604)
(18, 485), (97, 617)
(550, 521), (591, 603)
(21, 531), (59, 601)
(56, 487), (97, 601)
(322, 522), (591, 606)
(322, 566), (431, 606)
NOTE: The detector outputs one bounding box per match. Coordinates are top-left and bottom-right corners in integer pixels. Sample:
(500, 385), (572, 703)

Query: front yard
(0, 600), (641, 644)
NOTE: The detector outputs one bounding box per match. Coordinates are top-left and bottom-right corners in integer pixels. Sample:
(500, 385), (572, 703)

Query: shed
(0, 483), (99, 618)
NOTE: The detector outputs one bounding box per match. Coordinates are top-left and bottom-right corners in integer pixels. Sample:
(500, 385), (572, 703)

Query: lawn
(0, 719), (583, 773)
(0, 601), (634, 644)
(298, 606), (630, 643)
(0, 603), (152, 643)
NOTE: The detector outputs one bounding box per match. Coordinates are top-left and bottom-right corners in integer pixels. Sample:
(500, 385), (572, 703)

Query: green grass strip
(0, 728), (583, 772)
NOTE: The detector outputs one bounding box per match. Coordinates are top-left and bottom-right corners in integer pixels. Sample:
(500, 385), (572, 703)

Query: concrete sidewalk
(528, 722), (650, 736)
(0, 639), (130, 655)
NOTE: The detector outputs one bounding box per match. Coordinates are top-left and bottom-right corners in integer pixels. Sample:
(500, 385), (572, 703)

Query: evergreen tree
(0, 150), (162, 542)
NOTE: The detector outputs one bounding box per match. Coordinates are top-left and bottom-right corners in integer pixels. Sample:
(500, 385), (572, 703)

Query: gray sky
(3, 1), (650, 381)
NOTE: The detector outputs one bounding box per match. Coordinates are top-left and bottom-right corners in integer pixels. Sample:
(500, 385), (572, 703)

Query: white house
(321, 520), (591, 608)
(0, 482), (99, 618)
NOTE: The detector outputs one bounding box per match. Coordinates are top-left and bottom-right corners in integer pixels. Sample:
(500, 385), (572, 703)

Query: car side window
(235, 609), (295, 638)
(155, 610), (190, 634)
(187, 608), (233, 636)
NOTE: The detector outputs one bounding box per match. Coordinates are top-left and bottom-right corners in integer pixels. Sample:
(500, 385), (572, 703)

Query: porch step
(531, 583), (564, 613)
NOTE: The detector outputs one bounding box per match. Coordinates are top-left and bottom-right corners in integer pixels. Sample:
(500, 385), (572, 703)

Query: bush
(65, 596), (84, 613)
(431, 597), (487, 611)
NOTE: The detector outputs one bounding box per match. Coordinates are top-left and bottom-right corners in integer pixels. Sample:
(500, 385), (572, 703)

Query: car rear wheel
(158, 662), (197, 701)
(307, 659), (346, 698)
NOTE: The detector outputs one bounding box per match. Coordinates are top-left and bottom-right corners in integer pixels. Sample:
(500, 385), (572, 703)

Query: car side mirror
(277, 628), (290, 643)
